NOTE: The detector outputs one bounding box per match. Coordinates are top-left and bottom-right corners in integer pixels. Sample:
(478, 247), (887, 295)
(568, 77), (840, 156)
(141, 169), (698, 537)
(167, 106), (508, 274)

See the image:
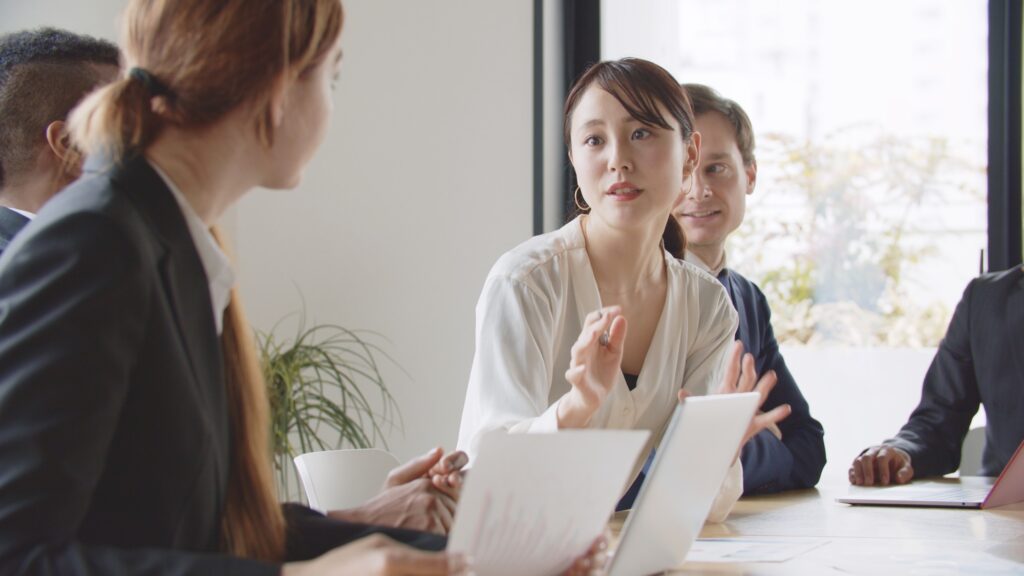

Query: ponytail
(212, 227), (286, 562)
(67, 71), (165, 161)
(663, 215), (686, 259)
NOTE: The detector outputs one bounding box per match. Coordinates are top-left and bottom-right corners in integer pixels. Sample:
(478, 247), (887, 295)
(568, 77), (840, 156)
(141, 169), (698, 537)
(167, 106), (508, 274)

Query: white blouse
(457, 216), (743, 522)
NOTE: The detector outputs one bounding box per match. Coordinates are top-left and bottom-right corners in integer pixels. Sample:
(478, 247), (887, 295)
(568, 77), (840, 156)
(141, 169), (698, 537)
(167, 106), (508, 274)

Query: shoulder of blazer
(0, 207), (30, 247)
(968, 266), (1024, 303)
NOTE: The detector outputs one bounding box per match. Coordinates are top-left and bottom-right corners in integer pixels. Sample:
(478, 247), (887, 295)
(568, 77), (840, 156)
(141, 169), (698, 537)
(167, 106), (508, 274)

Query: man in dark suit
(0, 28), (119, 255)
(850, 266), (1024, 485)
(675, 84), (827, 494)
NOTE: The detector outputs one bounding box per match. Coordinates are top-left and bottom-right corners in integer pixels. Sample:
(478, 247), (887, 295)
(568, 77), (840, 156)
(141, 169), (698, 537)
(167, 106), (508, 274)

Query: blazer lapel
(111, 157), (225, 408)
(723, 270), (753, 354)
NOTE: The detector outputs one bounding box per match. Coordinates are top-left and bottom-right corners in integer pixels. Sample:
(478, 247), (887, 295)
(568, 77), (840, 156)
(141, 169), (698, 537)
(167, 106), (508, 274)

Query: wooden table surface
(609, 479), (1024, 575)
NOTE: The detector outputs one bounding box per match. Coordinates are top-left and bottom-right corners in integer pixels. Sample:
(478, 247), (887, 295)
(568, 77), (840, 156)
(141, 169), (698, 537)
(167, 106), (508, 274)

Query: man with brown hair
(675, 83), (827, 494)
(0, 27), (120, 255)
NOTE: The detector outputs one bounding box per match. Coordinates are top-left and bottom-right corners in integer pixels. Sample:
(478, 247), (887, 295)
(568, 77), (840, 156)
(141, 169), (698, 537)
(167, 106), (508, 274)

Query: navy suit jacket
(886, 267), (1024, 477)
(0, 156), (441, 575)
(720, 269), (827, 494)
(0, 206), (30, 258)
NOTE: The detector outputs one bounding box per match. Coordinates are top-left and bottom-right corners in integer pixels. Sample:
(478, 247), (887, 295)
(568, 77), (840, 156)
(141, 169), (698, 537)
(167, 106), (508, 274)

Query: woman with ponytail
(457, 58), (790, 522)
(0, 0), (468, 574)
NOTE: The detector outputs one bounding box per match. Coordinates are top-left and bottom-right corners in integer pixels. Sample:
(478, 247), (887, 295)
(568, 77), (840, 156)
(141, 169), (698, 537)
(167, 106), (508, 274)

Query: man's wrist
(327, 506), (365, 524)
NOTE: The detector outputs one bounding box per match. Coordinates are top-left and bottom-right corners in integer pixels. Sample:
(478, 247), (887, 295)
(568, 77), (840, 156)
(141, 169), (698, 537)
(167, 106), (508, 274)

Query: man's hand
(718, 341), (791, 447)
(329, 447), (467, 534)
(850, 445), (914, 486)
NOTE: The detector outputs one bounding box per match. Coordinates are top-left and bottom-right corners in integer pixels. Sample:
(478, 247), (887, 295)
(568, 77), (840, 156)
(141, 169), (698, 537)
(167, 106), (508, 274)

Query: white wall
(784, 346), (987, 479)
(233, 0), (534, 461)
(1, 0), (536, 463)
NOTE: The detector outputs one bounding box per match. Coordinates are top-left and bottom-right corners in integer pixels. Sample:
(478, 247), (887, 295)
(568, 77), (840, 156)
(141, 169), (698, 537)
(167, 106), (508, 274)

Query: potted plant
(257, 314), (401, 498)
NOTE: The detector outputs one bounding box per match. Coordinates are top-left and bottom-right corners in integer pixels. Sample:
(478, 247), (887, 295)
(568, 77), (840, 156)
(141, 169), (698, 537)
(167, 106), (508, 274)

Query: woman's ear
(685, 131), (702, 179)
(267, 73), (290, 129)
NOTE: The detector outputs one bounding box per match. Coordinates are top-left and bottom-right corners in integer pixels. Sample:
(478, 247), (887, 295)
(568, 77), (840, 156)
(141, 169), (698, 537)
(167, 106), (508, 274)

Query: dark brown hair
(563, 58), (693, 258)
(682, 83), (756, 167)
(69, 0), (344, 563)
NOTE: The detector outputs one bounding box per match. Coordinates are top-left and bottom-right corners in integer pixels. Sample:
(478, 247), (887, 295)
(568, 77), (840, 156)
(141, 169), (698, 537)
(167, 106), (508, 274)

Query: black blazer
(0, 206), (30, 258)
(888, 266), (1024, 477)
(720, 269), (826, 494)
(0, 156), (441, 575)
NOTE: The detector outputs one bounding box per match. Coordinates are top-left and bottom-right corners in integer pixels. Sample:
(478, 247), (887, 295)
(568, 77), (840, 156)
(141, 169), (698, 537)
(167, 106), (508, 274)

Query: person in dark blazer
(850, 266), (1024, 485)
(674, 84), (827, 495)
(0, 28), (120, 255)
(0, 1), (471, 574)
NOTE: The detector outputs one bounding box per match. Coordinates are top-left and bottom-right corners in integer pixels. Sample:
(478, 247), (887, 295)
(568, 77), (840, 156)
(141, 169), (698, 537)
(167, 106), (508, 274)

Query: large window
(601, 0), (990, 471)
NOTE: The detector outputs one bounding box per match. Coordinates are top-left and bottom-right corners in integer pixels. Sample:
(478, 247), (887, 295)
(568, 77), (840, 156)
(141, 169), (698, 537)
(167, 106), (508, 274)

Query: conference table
(609, 478), (1024, 574)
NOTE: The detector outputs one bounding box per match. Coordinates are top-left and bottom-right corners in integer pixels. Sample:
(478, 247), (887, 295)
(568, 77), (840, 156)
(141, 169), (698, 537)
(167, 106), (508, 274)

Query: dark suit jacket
(719, 269), (827, 494)
(887, 266), (1024, 477)
(0, 156), (441, 575)
(0, 206), (30, 258)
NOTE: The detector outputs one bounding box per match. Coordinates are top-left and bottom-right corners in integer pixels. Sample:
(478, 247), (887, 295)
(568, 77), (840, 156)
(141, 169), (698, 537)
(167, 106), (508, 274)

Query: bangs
(563, 58), (694, 146)
(595, 63), (674, 132)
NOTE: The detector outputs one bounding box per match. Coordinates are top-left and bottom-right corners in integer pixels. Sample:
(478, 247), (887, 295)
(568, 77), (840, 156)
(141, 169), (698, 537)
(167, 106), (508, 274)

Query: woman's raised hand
(557, 306), (627, 429)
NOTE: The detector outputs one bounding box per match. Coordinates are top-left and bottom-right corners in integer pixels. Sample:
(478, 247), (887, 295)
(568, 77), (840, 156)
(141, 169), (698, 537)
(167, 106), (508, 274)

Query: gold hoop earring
(685, 173), (696, 197)
(574, 186), (589, 212)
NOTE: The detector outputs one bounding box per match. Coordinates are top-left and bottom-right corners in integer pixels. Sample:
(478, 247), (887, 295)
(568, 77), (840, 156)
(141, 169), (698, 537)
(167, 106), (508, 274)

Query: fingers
(438, 451), (469, 474)
(757, 404), (790, 429)
(851, 446), (881, 485)
(876, 449), (894, 485)
(564, 533), (609, 576)
(386, 447), (443, 487)
(720, 340), (744, 393)
(676, 389), (691, 403)
(431, 491), (456, 534)
(571, 307), (621, 365)
(895, 458), (915, 484)
(427, 450), (468, 497)
(737, 351), (758, 393)
(850, 446), (914, 486)
(605, 315), (627, 351)
(753, 370), (778, 406)
(430, 468), (464, 500)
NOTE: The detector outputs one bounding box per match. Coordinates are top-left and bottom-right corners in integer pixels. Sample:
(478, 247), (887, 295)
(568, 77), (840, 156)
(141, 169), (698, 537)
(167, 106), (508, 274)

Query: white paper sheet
(685, 537), (829, 563)
(448, 429), (649, 576)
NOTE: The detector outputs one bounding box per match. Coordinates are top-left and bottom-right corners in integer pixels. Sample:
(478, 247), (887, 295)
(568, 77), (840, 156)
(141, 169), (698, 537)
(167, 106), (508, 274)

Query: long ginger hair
(68, 0), (344, 562)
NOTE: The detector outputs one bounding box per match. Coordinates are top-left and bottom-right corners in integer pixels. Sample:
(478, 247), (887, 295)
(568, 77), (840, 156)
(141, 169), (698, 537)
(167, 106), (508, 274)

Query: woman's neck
(144, 117), (259, 226)
(583, 214), (666, 297)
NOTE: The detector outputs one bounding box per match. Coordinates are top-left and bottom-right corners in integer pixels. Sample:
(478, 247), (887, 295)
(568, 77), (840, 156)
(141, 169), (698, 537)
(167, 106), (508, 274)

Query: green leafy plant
(258, 316), (401, 496)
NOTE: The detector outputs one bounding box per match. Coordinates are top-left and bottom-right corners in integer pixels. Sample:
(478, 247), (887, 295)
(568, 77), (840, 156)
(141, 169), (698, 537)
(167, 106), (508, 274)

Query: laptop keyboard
(914, 487), (990, 502)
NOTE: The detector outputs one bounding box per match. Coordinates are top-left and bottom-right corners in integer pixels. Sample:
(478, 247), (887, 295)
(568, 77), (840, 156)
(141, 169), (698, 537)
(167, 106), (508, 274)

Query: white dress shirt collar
(7, 207), (35, 220)
(684, 249), (728, 277)
(147, 161), (235, 335)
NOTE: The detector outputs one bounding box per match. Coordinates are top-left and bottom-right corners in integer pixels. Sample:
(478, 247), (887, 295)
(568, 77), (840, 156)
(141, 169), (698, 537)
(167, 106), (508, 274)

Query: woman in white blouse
(457, 58), (791, 522)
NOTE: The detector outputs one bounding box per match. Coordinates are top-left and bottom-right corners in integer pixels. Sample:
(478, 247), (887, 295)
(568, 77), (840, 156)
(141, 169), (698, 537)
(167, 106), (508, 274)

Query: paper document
(686, 537), (829, 563)
(448, 429), (648, 576)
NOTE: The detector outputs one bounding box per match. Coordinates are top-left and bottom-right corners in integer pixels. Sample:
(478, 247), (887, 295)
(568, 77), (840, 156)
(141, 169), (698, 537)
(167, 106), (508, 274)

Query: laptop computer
(606, 392), (760, 576)
(447, 428), (649, 576)
(836, 437), (1024, 509)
